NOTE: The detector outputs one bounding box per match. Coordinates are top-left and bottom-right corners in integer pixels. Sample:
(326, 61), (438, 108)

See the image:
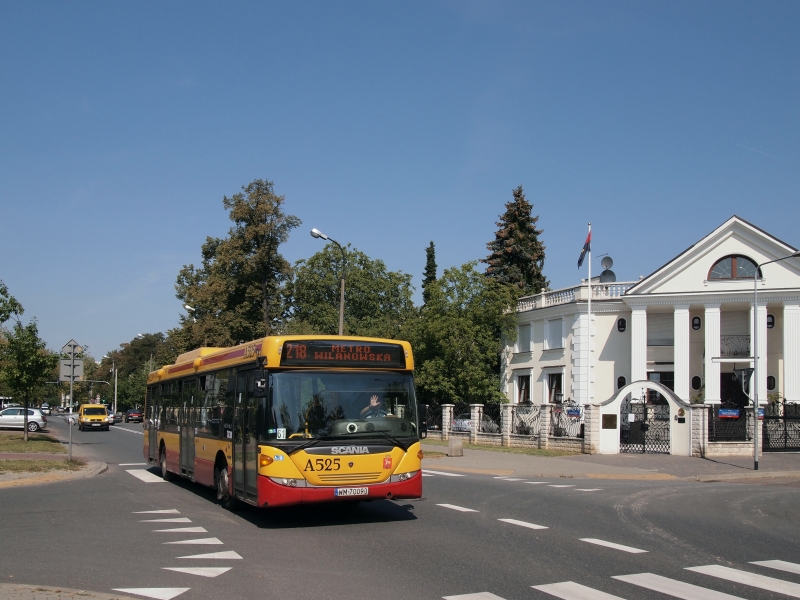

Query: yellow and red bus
(143, 335), (425, 508)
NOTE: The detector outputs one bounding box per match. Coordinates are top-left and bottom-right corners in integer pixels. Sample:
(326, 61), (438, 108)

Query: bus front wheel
(215, 465), (237, 510)
(160, 446), (173, 481)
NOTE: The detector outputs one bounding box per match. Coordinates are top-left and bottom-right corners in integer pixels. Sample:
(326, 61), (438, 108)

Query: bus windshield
(267, 371), (418, 441)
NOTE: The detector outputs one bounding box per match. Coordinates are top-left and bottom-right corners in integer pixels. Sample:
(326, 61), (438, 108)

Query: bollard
(447, 437), (463, 457)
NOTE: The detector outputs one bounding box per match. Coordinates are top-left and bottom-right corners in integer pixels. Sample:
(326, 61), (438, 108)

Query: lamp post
(103, 355), (117, 415)
(136, 333), (154, 373)
(310, 228), (346, 336)
(753, 250), (800, 470)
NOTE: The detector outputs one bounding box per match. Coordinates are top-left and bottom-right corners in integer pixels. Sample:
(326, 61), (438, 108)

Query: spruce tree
(422, 241), (437, 306)
(483, 185), (548, 295)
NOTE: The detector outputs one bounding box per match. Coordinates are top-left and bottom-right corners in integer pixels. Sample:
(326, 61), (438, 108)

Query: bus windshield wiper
(286, 438), (322, 454)
(372, 430), (406, 448)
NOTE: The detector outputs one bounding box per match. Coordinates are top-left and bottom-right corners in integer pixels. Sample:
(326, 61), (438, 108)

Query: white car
(40, 403), (51, 415)
(0, 407), (48, 432)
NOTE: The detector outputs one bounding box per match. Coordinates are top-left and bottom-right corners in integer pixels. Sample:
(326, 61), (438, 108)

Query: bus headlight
(268, 477), (307, 488)
(390, 471), (418, 483)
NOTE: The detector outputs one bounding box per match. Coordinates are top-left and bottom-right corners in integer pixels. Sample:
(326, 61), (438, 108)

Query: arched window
(708, 255), (762, 280)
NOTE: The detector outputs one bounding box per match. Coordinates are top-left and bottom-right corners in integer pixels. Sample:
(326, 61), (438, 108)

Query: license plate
(91, 423), (101, 427)
(334, 487), (368, 497)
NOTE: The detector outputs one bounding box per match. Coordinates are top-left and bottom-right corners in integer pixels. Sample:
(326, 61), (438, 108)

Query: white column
(673, 304), (690, 402)
(752, 302), (768, 404)
(630, 306), (647, 398)
(784, 302), (800, 401)
(704, 304), (721, 404)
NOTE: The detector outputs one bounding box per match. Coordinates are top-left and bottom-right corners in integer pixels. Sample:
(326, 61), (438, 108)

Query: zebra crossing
(443, 559), (800, 599)
(422, 469), (603, 492)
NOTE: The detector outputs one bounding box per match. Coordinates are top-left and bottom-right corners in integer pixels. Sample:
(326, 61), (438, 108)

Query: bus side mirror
(418, 403), (428, 439)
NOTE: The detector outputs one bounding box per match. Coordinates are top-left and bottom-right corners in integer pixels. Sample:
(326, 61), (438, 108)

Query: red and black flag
(577, 231), (591, 268)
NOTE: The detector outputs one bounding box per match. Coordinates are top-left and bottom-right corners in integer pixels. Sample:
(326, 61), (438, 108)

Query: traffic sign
(59, 358), (84, 382)
(61, 339), (82, 357)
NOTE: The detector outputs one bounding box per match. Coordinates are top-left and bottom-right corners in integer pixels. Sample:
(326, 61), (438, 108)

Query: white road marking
(127, 470), (165, 483)
(422, 473), (434, 477)
(548, 484), (576, 488)
(525, 482), (548, 485)
(112, 588), (189, 600)
(580, 538), (648, 553)
(423, 469), (466, 477)
(575, 489), (603, 492)
(121, 463), (148, 466)
(163, 567), (231, 578)
(498, 518), (548, 530)
(493, 476), (509, 479)
(501, 478), (524, 481)
(114, 427), (144, 435)
(437, 504), (478, 512)
(140, 517), (192, 523)
(532, 581), (626, 599)
(154, 527), (208, 533)
(687, 564), (800, 597)
(134, 509), (180, 514)
(443, 593), (507, 600)
(614, 572), (745, 599)
(177, 550), (242, 559)
(751, 560), (800, 576)
(164, 538), (223, 545)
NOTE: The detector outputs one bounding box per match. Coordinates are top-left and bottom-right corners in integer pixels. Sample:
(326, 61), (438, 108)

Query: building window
(708, 255), (762, 280)
(617, 376), (626, 389)
(692, 316), (702, 330)
(547, 373), (563, 403)
(518, 375), (531, 404)
(617, 318), (627, 332)
(518, 324), (531, 352)
(691, 376), (702, 391)
(767, 375), (776, 391)
(546, 319), (563, 350)
(767, 314), (775, 329)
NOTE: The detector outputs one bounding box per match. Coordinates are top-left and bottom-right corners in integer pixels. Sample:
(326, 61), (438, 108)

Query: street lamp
(136, 333), (154, 373)
(752, 250), (800, 470)
(183, 305), (197, 323)
(103, 355), (117, 415)
(311, 228), (346, 336)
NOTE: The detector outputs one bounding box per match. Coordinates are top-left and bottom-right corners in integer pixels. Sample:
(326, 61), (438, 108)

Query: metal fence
(708, 402), (750, 442)
(449, 401), (471, 433)
(512, 403), (541, 436)
(550, 399), (583, 437)
(424, 402), (442, 431)
(480, 402), (501, 433)
(763, 400), (800, 452)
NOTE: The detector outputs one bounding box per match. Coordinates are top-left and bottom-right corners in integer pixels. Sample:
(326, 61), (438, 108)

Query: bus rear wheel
(160, 446), (173, 481)
(215, 465), (237, 510)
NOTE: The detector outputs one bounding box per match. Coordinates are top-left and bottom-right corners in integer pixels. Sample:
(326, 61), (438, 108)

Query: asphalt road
(2, 417), (800, 600)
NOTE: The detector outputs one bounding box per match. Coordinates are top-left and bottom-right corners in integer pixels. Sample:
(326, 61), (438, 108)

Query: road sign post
(61, 339), (83, 461)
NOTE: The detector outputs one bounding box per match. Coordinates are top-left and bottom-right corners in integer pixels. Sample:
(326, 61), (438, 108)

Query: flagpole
(586, 222), (592, 407)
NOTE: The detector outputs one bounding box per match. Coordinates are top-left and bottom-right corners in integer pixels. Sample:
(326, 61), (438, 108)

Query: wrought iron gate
(620, 395), (670, 454)
(763, 401), (800, 452)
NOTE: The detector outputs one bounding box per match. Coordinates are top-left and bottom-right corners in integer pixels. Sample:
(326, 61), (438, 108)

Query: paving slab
(0, 585), (137, 600)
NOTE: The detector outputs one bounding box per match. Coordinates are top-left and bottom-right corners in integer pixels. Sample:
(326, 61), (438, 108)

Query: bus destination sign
(280, 340), (407, 369)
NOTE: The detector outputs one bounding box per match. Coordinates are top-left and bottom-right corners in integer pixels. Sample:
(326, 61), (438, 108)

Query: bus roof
(147, 335), (413, 385)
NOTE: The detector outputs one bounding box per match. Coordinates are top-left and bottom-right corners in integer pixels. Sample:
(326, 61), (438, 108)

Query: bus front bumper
(257, 470), (422, 508)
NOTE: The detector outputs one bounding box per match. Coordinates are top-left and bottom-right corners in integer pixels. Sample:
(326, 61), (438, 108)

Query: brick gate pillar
(501, 403), (513, 447)
(441, 404), (453, 440)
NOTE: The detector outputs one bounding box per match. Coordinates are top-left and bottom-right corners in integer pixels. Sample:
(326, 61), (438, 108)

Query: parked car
(40, 403), (51, 415)
(111, 411), (123, 423)
(77, 404), (112, 431)
(125, 408), (144, 423)
(451, 412), (500, 434)
(0, 407), (48, 432)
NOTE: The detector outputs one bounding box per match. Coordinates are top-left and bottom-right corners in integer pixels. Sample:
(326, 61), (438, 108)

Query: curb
(685, 470), (800, 482)
(0, 583), (138, 599)
(0, 461), (107, 490)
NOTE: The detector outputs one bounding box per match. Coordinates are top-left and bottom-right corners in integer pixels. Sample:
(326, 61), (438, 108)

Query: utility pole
(60, 339), (84, 461)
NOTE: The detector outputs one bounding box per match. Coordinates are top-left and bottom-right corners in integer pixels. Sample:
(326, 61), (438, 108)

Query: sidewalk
(422, 442), (800, 482)
(0, 584), (137, 600)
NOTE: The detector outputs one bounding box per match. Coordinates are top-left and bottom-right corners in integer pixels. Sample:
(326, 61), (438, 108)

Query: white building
(504, 216), (800, 411)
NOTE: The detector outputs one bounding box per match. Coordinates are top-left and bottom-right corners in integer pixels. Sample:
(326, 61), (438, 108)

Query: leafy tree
(98, 333), (171, 410)
(422, 241), (437, 306)
(0, 280), (23, 324)
(0, 318), (58, 440)
(483, 185), (548, 295)
(408, 262), (517, 406)
(287, 245), (414, 338)
(174, 178), (301, 350)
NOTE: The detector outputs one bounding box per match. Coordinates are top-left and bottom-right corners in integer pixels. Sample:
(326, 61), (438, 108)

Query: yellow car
(78, 404), (113, 431)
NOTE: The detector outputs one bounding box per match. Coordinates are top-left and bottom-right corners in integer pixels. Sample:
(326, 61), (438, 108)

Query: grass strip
(423, 438), (576, 457)
(0, 433), (67, 454)
(0, 459), (85, 474)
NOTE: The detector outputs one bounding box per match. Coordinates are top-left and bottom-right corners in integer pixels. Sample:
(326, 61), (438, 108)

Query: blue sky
(1, 1), (799, 358)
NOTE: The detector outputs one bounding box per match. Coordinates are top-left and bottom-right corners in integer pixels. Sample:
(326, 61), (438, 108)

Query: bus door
(233, 370), (260, 502)
(147, 385), (158, 463)
(180, 378), (196, 476)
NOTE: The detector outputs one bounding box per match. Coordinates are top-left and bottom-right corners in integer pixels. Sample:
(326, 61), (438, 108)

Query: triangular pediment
(626, 216), (800, 296)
